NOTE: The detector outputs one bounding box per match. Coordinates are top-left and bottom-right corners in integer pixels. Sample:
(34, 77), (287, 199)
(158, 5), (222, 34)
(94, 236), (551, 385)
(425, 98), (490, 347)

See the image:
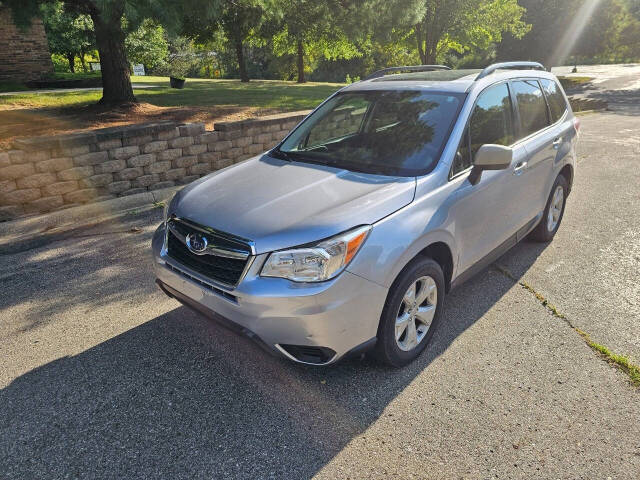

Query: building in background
(0, 6), (53, 82)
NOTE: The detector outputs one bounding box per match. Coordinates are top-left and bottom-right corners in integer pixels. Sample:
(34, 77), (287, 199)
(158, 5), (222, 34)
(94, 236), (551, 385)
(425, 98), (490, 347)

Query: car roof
(341, 68), (559, 94)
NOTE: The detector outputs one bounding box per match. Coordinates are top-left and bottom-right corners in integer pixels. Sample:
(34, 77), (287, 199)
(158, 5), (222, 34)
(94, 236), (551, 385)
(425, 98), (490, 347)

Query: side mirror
(468, 144), (513, 185)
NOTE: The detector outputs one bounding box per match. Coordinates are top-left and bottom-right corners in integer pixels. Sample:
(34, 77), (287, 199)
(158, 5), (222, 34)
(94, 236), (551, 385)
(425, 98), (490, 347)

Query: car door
(539, 77), (576, 192)
(510, 79), (556, 222)
(449, 82), (526, 275)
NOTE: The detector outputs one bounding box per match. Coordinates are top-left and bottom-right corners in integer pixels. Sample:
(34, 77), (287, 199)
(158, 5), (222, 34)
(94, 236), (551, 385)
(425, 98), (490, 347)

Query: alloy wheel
(395, 276), (437, 352)
(547, 185), (564, 232)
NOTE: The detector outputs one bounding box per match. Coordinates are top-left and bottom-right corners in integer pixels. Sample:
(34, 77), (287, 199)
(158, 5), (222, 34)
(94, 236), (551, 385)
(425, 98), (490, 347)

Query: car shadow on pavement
(1, 239), (551, 479)
(0, 212), (165, 334)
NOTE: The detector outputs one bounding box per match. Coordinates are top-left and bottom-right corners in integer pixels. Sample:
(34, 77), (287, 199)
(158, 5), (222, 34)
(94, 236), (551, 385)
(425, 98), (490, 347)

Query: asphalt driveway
(1, 102), (639, 477)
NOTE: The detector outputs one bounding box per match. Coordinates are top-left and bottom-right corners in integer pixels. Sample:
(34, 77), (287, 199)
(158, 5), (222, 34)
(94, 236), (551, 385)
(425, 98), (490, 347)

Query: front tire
(373, 257), (444, 367)
(530, 174), (568, 242)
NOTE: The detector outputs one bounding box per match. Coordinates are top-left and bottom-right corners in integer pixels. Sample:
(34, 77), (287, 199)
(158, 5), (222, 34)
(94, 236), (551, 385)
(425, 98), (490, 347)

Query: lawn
(0, 76), (344, 111)
(0, 76), (344, 145)
(558, 76), (594, 90)
(0, 81), (30, 93)
(0, 73), (594, 145)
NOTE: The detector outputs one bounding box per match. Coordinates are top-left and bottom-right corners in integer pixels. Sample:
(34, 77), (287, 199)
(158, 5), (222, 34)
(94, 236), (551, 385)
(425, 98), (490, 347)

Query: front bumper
(152, 224), (387, 365)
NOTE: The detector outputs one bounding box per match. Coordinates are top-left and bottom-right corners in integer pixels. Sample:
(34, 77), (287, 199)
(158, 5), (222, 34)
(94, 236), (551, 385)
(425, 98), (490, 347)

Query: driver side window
(451, 83), (515, 178)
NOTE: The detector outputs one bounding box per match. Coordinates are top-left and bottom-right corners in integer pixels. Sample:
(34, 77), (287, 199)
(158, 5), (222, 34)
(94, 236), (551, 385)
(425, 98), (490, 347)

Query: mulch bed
(0, 102), (281, 149)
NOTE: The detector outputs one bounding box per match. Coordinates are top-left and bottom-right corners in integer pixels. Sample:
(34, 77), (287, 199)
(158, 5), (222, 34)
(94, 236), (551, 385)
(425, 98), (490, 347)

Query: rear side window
(452, 83), (514, 177)
(512, 80), (550, 138)
(540, 79), (568, 123)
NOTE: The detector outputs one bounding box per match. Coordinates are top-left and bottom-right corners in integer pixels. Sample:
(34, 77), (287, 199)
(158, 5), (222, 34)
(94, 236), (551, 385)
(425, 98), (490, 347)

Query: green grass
(494, 264), (640, 388)
(0, 81), (29, 93)
(558, 76), (594, 90)
(0, 76), (344, 111)
(577, 329), (640, 388)
(51, 71), (102, 81)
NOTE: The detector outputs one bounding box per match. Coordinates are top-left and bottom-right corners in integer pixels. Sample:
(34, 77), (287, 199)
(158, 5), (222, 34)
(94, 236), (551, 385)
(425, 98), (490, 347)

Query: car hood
(172, 154), (416, 253)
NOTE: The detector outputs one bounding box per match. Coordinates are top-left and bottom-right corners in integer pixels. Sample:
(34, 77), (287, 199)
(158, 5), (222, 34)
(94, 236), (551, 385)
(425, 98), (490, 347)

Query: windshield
(274, 90), (465, 176)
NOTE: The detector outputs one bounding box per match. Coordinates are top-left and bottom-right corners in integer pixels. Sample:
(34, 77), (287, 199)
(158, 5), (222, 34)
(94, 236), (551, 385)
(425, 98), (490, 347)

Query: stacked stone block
(0, 111), (310, 221)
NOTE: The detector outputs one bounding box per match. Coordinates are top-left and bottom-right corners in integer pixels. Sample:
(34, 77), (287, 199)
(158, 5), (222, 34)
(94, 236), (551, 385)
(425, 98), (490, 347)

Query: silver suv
(152, 62), (578, 367)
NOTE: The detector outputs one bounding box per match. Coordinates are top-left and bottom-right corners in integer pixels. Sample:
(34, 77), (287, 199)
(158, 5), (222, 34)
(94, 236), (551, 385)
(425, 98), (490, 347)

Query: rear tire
(373, 257), (444, 367)
(530, 174), (568, 242)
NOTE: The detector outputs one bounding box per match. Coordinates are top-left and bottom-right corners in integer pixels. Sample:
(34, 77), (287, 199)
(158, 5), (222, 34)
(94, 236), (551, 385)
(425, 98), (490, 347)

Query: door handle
(513, 160), (528, 175)
(552, 137), (563, 149)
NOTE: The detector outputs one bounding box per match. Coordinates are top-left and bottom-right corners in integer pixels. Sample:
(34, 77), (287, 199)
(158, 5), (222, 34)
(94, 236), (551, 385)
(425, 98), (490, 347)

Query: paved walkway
(0, 84), (160, 96)
(553, 63), (640, 114)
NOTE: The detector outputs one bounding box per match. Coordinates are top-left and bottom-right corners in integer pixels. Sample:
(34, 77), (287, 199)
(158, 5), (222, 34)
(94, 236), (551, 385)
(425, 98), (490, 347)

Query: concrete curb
(0, 186), (180, 243)
(574, 108), (608, 116)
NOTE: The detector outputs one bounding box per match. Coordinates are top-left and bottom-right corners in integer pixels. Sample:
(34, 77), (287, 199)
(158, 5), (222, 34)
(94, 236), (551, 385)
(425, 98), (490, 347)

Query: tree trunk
(66, 53), (76, 73)
(80, 48), (88, 72)
(296, 38), (305, 83)
(424, 22), (438, 65)
(234, 36), (249, 82)
(425, 49), (438, 64)
(91, 12), (136, 105)
(415, 24), (427, 64)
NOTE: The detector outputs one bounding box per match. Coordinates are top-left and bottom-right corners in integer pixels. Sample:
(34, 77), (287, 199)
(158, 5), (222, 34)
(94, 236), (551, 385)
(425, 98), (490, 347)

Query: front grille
(166, 219), (251, 286)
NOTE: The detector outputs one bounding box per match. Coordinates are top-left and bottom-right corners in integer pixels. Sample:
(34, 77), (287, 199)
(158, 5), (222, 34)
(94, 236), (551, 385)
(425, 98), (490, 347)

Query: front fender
(347, 188), (459, 289)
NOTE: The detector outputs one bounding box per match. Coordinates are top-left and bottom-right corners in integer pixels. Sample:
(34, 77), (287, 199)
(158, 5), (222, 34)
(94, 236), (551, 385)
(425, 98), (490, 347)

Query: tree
(568, 0), (622, 63)
(6, 0), (219, 105)
(182, 0), (265, 82)
(496, 0), (633, 66)
(125, 19), (169, 71)
(412, 0), (529, 65)
(270, 0), (392, 83)
(40, 2), (94, 73)
(221, 1), (264, 82)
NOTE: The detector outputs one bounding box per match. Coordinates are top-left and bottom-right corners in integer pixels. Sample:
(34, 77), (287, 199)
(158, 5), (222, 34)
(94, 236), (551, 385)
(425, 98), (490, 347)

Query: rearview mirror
(469, 144), (513, 185)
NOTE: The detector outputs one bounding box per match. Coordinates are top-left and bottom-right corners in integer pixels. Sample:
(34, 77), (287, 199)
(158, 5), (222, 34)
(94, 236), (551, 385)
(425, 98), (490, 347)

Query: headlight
(261, 225), (371, 282)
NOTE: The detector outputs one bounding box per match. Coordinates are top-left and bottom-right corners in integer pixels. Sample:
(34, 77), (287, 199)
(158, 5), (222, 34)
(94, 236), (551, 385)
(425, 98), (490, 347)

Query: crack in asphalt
(493, 263), (640, 388)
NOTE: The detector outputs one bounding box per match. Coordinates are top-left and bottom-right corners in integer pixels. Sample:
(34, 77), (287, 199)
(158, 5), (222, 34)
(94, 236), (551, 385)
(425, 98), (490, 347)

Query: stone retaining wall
(0, 111), (310, 221)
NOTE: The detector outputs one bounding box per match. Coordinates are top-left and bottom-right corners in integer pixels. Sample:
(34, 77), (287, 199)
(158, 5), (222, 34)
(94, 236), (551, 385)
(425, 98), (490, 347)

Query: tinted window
(452, 83), (514, 177)
(540, 79), (568, 123)
(306, 96), (368, 147)
(512, 80), (549, 138)
(278, 91), (464, 176)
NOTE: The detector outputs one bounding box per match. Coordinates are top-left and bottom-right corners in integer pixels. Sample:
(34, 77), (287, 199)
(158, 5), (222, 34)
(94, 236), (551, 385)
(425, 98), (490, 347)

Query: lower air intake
(279, 345), (336, 364)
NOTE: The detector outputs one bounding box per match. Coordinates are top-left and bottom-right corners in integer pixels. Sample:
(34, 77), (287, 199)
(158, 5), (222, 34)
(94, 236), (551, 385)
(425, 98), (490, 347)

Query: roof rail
(364, 65), (451, 81)
(475, 61), (546, 81)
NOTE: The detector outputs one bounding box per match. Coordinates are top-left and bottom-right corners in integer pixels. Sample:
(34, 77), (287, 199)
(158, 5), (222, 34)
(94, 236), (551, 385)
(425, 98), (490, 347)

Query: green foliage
(413, 0), (530, 64)
(271, 24), (360, 61)
(0, 81), (29, 93)
(125, 19), (169, 70)
(265, 0), (421, 81)
(40, 1), (95, 72)
(182, 0), (267, 81)
(311, 35), (421, 82)
(6, 0), (640, 102)
(497, 0), (640, 65)
(51, 53), (74, 72)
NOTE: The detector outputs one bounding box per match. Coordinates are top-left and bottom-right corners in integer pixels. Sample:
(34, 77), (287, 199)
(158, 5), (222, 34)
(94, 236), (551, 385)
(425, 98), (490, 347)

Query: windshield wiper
(269, 148), (295, 162)
(297, 145), (329, 153)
